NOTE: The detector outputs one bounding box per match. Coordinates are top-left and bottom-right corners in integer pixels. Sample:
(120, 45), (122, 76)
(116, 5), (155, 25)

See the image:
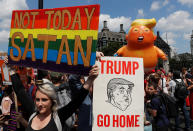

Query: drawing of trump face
(107, 78), (134, 111)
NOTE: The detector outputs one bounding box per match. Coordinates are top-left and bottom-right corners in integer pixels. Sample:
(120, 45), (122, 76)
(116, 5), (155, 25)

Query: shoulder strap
(28, 112), (62, 131)
(161, 78), (163, 89)
(180, 78), (186, 85)
(28, 112), (37, 123)
(53, 112), (62, 131)
(174, 79), (186, 87)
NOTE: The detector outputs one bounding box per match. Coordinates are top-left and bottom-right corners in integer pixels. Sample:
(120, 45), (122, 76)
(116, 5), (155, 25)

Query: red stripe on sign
(10, 4), (100, 30)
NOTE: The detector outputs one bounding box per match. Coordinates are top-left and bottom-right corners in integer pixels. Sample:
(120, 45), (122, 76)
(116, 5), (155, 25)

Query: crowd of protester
(144, 67), (193, 131)
(0, 52), (192, 131)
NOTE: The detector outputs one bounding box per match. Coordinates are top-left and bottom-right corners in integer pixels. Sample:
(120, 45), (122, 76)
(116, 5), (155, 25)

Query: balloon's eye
(144, 28), (150, 32)
(133, 28), (139, 32)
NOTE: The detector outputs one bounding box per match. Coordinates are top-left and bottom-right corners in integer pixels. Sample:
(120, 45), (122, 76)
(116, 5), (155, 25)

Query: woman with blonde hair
(10, 65), (99, 131)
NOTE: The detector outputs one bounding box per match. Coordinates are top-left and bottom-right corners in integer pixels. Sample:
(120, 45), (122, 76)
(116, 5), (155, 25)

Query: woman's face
(35, 90), (52, 115)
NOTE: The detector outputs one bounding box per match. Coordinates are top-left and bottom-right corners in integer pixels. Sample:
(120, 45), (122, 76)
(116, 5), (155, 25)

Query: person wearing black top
(10, 65), (99, 131)
(146, 81), (170, 131)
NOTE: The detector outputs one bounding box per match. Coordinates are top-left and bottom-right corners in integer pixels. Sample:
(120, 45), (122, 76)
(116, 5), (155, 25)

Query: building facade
(97, 21), (127, 51)
(190, 30), (193, 56)
(154, 31), (171, 59)
(154, 31), (171, 73)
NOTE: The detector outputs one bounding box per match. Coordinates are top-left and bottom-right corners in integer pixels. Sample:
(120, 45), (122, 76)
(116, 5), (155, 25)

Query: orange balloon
(116, 19), (167, 72)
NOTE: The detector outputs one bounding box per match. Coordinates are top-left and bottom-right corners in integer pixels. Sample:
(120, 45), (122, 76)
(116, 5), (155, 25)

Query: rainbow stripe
(8, 5), (100, 75)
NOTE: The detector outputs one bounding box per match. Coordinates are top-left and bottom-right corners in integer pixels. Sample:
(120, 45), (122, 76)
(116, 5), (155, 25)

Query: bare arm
(2, 100), (11, 114)
(11, 73), (35, 116)
(187, 84), (193, 90)
(58, 64), (99, 126)
(15, 112), (28, 128)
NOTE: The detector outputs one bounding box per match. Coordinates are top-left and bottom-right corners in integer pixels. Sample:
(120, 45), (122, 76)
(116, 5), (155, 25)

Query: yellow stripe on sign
(9, 29), (98, 40)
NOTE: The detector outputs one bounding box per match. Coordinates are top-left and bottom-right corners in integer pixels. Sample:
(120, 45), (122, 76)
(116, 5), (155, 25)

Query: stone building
(154, 31), (171, 59)
(154, 31), (171, 73)
(97, 21), (127, 51)
(190, 30), (193, 56)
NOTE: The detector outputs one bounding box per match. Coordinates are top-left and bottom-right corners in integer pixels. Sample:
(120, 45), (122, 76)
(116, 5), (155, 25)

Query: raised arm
(10, 73), (35, 116)
(57, 64), (99, 126)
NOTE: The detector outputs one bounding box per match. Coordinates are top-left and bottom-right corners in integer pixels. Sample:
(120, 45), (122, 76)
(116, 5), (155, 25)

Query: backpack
(158, 92), (178, 118)
(174, 79), (188, 100)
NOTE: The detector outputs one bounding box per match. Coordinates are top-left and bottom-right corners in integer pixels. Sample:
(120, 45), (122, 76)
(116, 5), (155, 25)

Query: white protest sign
(93, 57), (144, 131)
(0, 59), (12, 85)
(2, 63), (12, 85)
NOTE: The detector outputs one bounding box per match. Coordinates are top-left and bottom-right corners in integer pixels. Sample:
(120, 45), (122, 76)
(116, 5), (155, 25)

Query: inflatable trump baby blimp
(115, 18), (167, 72)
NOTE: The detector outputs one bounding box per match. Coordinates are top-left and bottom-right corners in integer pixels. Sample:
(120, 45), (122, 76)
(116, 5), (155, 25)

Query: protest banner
(8, 4), (100, 75)
(0, 52), (7, 57)
(93, 57), (144, 131)
(17, 67), (28, 87)
(0, 59), (12, 85)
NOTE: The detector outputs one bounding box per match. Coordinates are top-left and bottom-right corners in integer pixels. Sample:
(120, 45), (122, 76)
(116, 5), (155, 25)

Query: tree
(169, 54), (193, 71)
(101, 42), (123, 56)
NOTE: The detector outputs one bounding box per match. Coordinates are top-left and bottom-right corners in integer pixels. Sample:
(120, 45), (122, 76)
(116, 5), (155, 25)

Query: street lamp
(39, 0), (43, 9)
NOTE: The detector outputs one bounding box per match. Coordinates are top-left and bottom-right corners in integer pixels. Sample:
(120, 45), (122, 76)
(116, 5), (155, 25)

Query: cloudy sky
(0, 0), (193, 54)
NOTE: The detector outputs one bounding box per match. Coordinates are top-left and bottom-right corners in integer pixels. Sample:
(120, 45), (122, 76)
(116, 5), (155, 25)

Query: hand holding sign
(96, 51), (104, 61)
(84, 64), (99, 90)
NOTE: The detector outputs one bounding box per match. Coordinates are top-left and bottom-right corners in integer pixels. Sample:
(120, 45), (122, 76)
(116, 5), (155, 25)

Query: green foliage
(157, 59), (163, 68)
(101, 42), (123, 56)
(169, 55), (193, 71)
(169, 58), (181, 71)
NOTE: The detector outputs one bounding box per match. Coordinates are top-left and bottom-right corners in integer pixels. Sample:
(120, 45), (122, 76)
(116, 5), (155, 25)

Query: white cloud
(167, 5), (175, 12)
(0, 19), (12, 29)
(0, 0), (28, 19)
(137, 9), (145, 18)
(163, 0), (169, 6)
(150, 0), (170, 11)
(156, 10), (193, 53)
(170, 46), (177, 58)
(0, 30), (9, 43)
(99, 14), (132, 32)
(178, 0), (193, 7)
(161, 32), (177, 45)
(157, 10), (193, 32)
(183, 33), (191, 40)
(0, 0), (28, 48)
(150, 1), (161, 11)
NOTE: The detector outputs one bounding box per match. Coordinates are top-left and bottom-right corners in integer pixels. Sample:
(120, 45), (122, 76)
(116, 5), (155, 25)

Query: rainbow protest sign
(8, 4), (100, 75)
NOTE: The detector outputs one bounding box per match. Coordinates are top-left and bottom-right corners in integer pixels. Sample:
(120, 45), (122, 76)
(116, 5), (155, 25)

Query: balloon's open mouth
(138, 36), (144, 41)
